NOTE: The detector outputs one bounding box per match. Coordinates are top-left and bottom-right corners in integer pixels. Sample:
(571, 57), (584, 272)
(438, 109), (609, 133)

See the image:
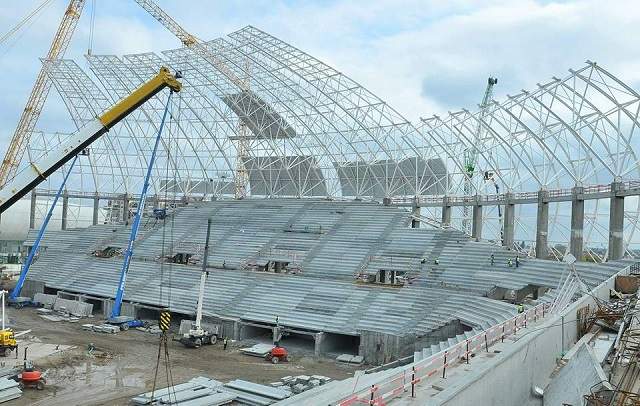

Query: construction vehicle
(0, 67), (181, 214)
(0, 290), (16, 357)
(0, 330), (17, 358)
(180, 217), (219, 348)
(16, 347), (45, 390)
(264, 343), (289, 364)
(1, 68), (181, 318)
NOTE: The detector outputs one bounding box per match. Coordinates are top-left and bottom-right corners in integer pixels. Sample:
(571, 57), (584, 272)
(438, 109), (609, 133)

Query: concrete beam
(570, 186), (584, 261)
(61, 191), (69, 230)
(608, 182), (625, 260)
(503, 194), (515, 249)
(536, 190), (549, 259)
(472, 201), (483, 241)
(29, 190), (36, 229)
(441, 197), (452, 226)
(92, 194), (100, 226)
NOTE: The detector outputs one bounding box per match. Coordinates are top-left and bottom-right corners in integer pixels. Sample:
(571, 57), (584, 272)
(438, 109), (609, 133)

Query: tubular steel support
(11, 156), (79, 301)
(110, 91), (174, 319)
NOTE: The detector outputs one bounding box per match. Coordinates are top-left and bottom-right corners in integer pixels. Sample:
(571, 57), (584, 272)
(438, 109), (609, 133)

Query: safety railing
(336, 302), (551, 405)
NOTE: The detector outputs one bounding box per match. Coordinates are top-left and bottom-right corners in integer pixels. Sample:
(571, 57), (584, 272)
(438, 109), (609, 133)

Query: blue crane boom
(109, 89), (174, 320)
(10, 155), (79, 302)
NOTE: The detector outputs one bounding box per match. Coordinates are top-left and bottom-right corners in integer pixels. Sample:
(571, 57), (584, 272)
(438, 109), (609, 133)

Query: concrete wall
(359, 331), (415, 365)
(543, 343), (610, 406)
(430, 265), (628, 406)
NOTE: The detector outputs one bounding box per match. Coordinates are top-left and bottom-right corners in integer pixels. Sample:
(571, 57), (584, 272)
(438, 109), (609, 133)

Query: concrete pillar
(61, 191), (69, 230)
(314, 332), (325, 358)
(502, 193), (515, 249)
(92, 194), (99, 226)
(441, 197), (452, 226)
(608, 181), (625, 260)
(29, 190), (37, 229)
(411, 204), (420, 228)
(472, 200), (483, 242)
(570, 186), (584, 261)
(535, 190), (549, 259)
(122, 193), (130, 222)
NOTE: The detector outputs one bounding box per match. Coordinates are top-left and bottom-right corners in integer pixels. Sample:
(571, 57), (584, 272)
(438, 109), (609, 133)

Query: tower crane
(134, 0), (250, 199)
(462, 77), (497, 236)
(0, 0), (86, 188)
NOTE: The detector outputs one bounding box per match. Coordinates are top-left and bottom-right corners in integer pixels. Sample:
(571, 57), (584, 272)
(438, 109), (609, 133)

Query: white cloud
(1, 0), (639, 136)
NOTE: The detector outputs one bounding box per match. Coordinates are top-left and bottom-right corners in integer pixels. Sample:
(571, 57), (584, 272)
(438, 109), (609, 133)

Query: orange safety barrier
(336, 303), (550, 405)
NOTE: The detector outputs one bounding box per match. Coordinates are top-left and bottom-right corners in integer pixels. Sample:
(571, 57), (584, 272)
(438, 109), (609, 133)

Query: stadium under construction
(0, 1), (639, 405)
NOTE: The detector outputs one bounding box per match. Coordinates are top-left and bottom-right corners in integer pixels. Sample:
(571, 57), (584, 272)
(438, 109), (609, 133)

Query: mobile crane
(4, 67), (182, 309)
(180, 217), (219, 347)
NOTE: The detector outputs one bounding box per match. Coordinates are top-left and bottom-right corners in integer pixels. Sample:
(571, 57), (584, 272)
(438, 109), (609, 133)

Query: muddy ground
(7, 308), (358, 405)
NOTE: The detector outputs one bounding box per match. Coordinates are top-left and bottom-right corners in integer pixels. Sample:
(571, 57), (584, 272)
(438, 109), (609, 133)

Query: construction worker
(434, 258), (439, 265)
(517, 304), (524, 313)
(223, 337), (228, 350)
(508, 258), (513, 268)
(490, 254), (495, 266)
(515, 256), (520, 268)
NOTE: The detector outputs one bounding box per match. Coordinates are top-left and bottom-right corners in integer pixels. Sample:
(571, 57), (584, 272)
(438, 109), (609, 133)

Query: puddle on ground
(44, 359), (146, 397)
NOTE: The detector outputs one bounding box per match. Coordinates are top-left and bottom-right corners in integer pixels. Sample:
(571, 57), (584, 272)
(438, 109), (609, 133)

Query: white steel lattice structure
(23, 26), (640, 260)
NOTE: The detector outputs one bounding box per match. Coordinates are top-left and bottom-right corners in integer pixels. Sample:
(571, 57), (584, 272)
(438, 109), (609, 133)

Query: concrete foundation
(570, 186), (584, 260)
(608, 182), (624, 260)
(472, 203), (483, 241)
(536, 190), (549, 259)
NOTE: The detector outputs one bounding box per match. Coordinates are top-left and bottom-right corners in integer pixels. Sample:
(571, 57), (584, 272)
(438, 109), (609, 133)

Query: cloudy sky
(1, 0), (639, 143)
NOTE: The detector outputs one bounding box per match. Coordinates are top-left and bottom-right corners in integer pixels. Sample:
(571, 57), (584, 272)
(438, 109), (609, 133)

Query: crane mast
(134, 0), (250, 199)
(462, 77), (497, 236)
(0, 0), (86, 188)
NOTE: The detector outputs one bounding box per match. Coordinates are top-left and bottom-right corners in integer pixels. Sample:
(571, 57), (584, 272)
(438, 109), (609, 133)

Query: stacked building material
(223, 380), (291, 405)
(239, 343), (274, 357)
(131, 376), (229, 405)
(0, 377), (21, 404)
(271, 375), (332, 394)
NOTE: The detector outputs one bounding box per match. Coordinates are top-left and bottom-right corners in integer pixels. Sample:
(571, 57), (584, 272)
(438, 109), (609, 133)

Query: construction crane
(134, 0), (250, 199)
(462, 77), (497, 236)
(0, 0), (86, 188)
(180, 217), (219, 347)
(0, 67), (181, 213)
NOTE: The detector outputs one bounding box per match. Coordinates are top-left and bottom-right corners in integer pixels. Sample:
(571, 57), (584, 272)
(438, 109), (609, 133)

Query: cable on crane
(0, 0), (55, 48)
(150, 83), (183, 404)
(87, 0), (96, 55)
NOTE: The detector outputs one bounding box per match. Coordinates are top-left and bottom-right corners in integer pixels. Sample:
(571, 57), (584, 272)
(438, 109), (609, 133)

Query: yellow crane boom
(134, 0), (250, 198)
(0, 67), (181, 213)
(0, 0), (86, 188)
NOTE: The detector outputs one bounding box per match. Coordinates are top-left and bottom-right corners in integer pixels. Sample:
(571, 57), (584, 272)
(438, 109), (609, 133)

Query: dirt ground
(6, 307), (358, 405)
